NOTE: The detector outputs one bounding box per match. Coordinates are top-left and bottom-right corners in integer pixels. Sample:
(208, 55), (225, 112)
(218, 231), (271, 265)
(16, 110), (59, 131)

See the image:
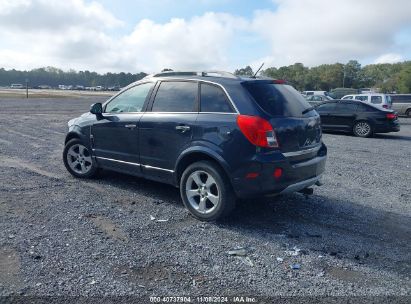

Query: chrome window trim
(102, 78), (240, 114)
(154, 78), (240, 114)
(282, 145), (321, 157)
(196, 79), (239, 113)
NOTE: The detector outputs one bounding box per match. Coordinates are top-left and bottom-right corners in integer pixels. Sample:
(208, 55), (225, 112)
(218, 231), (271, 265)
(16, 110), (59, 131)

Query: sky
(0, 0), (410, 73)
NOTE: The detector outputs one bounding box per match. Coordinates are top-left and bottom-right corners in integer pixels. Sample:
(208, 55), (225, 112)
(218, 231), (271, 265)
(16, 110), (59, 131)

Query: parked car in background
(341, 93), (392, 109)
(390, 94), (411, 117)
(314, 100), (400, 137)
(302, 90), (328, 96)
(63, 71), (327, 221)
(306, 95), (333, 104)
(10, 83), (24, 89)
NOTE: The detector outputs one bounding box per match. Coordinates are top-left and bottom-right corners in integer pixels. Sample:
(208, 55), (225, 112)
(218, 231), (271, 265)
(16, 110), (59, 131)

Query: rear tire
(353, 121), (373, 138)
(180, 161), (236, 221)
(63, 138), (98, 178)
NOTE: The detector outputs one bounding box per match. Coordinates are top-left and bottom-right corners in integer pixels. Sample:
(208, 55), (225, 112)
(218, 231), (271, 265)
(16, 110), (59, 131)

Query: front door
(139, 80), (199, 183)
(316, 102), (336, 129)
(91, 82), (155, 174)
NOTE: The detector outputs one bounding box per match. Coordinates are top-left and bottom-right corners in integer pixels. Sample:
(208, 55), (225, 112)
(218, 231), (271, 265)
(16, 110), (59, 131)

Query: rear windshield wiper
(302, 107), (315, 115)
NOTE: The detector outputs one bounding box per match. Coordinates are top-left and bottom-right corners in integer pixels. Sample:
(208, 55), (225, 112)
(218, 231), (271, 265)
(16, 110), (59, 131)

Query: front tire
(180, 161), (236, 221)
(63, 138), (98, 178)
(353, 121), (373, 138)
(406, 109), (411, 117)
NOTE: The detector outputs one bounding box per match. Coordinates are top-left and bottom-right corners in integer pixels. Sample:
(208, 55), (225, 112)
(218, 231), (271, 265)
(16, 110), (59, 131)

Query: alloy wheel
(355, 122), (371, 137)
(66, 144), (93, 174)
(185, 170), (220, 214)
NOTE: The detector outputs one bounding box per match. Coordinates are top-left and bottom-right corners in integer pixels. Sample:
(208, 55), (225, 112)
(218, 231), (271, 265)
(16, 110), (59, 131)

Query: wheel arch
(174, 147), (231, 186)
(65, 132), (81, 144)
(64, 126), (88, 145)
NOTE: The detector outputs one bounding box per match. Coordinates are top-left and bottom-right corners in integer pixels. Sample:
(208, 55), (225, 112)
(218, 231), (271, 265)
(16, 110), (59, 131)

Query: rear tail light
(273, 168), (283, 180)
(273, 79), (286, 84)
(237, 115), (279, 148)
(386, 113), (396, 119)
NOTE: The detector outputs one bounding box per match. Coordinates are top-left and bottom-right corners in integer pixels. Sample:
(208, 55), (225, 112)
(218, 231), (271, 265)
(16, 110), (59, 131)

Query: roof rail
(152, 70), (240, 79)
(200, 71), (239, 79)
(152, 71), (198, 77)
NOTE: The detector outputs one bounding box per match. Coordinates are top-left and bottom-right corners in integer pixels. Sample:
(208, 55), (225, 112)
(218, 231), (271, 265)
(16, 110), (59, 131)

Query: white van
(302, 90), (328, 96)
(341, 93), (392, 109)
(10, 84), (24, 89)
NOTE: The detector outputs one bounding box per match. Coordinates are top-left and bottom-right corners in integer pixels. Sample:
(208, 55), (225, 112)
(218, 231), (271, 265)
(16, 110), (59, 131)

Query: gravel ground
(0, 97), (410, 301)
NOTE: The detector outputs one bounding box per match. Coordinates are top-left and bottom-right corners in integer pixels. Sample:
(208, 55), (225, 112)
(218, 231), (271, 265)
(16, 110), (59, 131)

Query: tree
(343, 60), (361, 88)
(234, 66), (254, 76)
(398, 63), (411, 93)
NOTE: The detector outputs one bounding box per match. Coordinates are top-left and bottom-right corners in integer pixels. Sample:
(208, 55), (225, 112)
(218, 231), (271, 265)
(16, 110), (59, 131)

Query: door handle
(125, 124), (136, 129)
(175, 125), (191, 133)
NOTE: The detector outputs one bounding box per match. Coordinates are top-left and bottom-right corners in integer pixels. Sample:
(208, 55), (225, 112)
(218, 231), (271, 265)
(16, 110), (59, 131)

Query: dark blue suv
(63, 71), (327, 221)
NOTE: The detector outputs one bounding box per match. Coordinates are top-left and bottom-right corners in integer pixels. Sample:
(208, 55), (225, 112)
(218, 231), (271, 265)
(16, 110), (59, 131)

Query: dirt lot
(0, 97), (410, 300)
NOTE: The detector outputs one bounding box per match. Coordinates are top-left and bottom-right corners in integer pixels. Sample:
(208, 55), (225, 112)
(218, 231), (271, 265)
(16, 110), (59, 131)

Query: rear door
(139, 80), (199, 182)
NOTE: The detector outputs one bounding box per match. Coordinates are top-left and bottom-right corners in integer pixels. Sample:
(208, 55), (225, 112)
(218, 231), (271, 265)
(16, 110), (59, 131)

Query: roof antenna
(252, 63), (264, 78)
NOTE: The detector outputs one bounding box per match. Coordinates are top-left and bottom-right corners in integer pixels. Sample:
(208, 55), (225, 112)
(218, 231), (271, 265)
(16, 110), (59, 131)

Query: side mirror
(90, 103), (103, 116)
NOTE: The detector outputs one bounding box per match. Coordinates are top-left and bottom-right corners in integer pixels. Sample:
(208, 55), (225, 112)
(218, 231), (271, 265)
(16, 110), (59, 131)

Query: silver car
(390, 94), (411, 117)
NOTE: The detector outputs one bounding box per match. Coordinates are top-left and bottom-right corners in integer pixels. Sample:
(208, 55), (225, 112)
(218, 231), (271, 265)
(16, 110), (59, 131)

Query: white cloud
(374, 53), (404, 64)
(0, 0), (122, 31)
(119, 13), (248, 72)
(0, 0), (410, 73)
(251, 0), (411, 67)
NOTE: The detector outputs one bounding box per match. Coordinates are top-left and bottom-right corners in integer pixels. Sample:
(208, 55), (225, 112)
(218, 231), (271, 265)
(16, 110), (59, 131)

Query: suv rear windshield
(243, 82), (311, 117)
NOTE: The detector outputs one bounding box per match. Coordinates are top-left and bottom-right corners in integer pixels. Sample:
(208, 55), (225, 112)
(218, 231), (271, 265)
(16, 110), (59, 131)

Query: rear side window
(335, 103), (358, 112)
(357, 104), (375, 112)
(342, 96), (353, 100)
(355, 96), (368, 101)
(391, 95), (411, 103)
(200, 83), (233, 113)
(152, 81), (198, 112)
(371, 96), (382, 104)
(243, 83), (311, 117)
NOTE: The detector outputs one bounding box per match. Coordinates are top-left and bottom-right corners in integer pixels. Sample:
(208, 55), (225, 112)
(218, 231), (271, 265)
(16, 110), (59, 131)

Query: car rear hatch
(242, 80), (322, 155)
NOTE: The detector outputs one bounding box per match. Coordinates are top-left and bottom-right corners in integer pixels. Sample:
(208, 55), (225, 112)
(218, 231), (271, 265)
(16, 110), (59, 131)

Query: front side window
(152, 81), (198, 112)
(200, 83), (233, 113)
(105, 82), (153, 113)
(342, 96), (353, 100)
(371, 96), (382, 104)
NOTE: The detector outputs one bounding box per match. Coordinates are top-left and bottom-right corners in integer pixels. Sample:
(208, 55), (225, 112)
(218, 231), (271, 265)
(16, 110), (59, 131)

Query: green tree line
(0, 67), (147, 88)
(235, 60), (411, 93)
(1, 60), (410, 93)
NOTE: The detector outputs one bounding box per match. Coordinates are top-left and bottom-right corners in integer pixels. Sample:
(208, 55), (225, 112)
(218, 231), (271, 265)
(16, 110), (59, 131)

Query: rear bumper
(279, 174), (323, 195)
(232, 143), (327, 198)
(374, 121), (400, 133)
